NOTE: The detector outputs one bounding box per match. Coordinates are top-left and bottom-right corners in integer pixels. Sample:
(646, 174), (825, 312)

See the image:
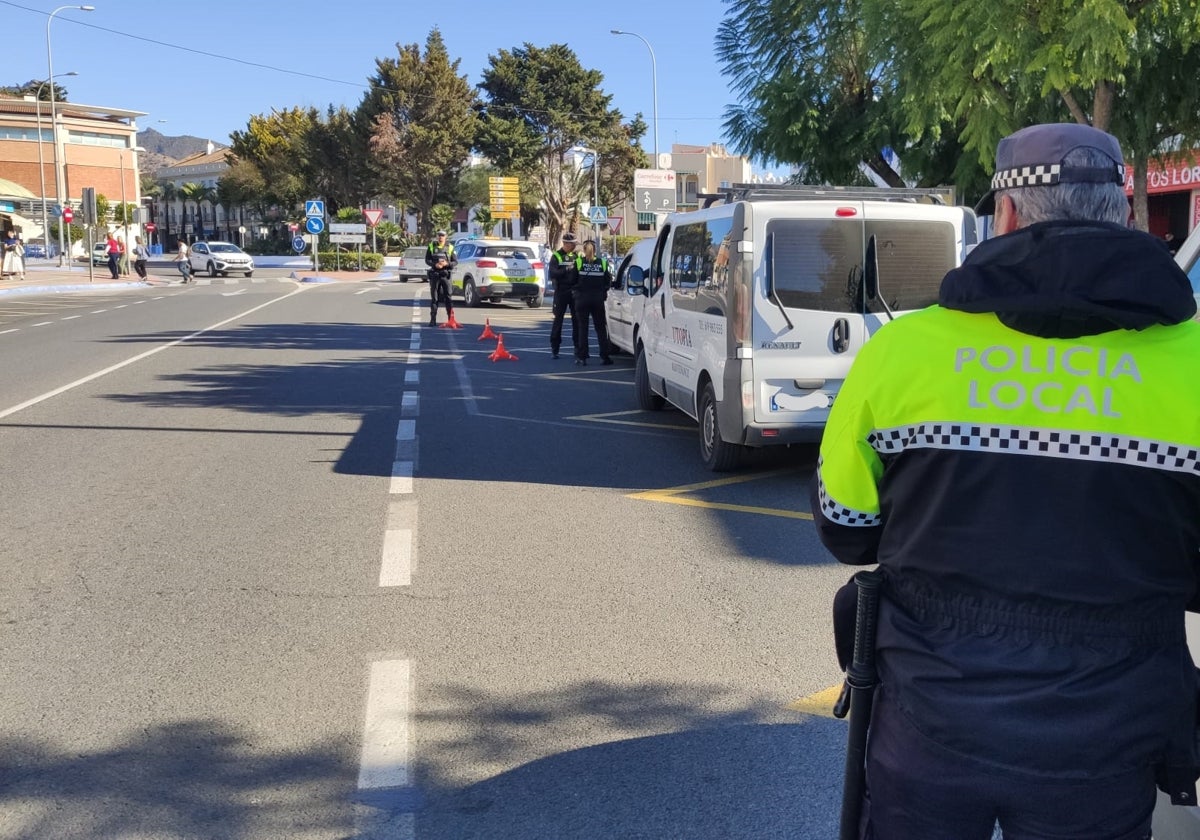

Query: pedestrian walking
(814, 122), (1200, 839)
(132, 235), (149, 280)
(174, 238), (192, 283)
(425, 230), (456, 326)
(572, 239), (613, 365)
(105, 232), (120, 280)
(117, 235), (130, 276)
(548, 232), (579, 359)
(2, 229), (25, 279)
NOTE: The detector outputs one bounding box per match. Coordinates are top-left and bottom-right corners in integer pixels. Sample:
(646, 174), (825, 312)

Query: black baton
(834, 569), (883, 840)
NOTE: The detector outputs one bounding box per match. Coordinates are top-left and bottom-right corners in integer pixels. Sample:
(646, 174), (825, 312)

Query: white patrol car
(449, 238), (544, 307)
(626, 184), (977, 470)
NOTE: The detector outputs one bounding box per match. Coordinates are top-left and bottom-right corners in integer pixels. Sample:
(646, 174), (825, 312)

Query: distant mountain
(136, 128), (228, 176)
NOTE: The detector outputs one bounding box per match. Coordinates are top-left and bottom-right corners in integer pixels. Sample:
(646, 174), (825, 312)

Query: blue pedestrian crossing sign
(587, 205), (608, 225)
(292, 236), (307, 253)
(305, 217), (325, 235)
(305, 199), (325, 217)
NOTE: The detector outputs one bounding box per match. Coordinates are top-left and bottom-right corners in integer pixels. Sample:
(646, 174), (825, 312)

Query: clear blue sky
(2, 0), (784, 174)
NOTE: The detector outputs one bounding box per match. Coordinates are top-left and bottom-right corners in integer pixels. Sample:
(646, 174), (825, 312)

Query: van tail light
(835, 207), (858, 217)
(475, 259), (498, 268)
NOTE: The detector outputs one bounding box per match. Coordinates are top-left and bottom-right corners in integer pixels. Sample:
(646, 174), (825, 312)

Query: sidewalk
(0, 258), (402, 297)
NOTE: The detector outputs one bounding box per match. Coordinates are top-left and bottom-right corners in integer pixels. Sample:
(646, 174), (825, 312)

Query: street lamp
(574, 147), (601, 242)
(47, 4), (96, 265)
(34, 71), (76, 261)
(611, 29), (659, 169)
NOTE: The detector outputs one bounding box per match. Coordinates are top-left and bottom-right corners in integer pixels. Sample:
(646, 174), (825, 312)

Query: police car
(448, 238), (544, 307)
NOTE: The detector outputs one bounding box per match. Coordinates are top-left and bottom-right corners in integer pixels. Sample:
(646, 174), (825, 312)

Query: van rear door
(750, 206), (961, 426)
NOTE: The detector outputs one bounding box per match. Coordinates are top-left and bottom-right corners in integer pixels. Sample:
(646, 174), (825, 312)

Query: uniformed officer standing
(572, 239), (613, 366)
(548, 232), (579, 359)
(814, 123), (1200, 839)
(425, 230), (456, 326)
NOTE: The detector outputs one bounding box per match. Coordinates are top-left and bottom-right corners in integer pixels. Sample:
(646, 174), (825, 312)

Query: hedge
(315, 251), (384, 272)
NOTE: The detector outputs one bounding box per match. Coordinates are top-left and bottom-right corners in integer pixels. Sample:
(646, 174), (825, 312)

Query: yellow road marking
(628, 467), (815, 520)
(787, 684), (845, 718)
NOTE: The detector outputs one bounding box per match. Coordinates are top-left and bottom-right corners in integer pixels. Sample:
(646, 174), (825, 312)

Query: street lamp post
(47, 4), (96, 265)
(34, 72), (76, 262)
(611, 29), (659, 169)
(575, 147), (601, 243)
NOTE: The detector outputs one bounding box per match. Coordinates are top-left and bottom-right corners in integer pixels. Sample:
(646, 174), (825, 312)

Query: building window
(65, 130), (128, 149)
(0, 126), (53, 142)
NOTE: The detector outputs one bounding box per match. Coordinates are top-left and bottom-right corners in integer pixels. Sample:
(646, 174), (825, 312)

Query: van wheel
(635, 347), (664, 411)
(463, 279), (479, 307)
(400, 276), (410, 283)
(700, 382), (741, 472)
(527, 296), (542, 308)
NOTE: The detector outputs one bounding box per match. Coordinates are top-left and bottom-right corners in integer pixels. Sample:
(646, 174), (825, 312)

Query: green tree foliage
(228, 107), (317, 212)
(472, 205), (497, 236)
(475, 43), (646, 246)
(0, 79), (69, 100)
(178, 183), (207, 236)
(875, 0), (1200, 222)
(373, 220), (404, 255)
(111, 202), (137, 226)
(310, 105), (371, 213)
(218, 159), (268, 218)
(359, 29), (478, 237)
(335, 207), (364, 222)
(428, 203), (454, 233)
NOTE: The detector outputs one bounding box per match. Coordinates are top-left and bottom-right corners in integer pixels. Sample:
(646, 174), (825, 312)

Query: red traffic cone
(478, 318), (498, 340)
(488, 333), (519, 362)
(442, 310), (463, 329)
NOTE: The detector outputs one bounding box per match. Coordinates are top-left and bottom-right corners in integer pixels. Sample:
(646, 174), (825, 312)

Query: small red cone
(478, 318), (498, 340)
(442, 310), (463, 329)
(488, 333), (519, 362)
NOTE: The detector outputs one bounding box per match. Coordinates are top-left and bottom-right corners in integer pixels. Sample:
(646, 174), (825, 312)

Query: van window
(765, 218), (956, 313)
(866, 220), (956, 313)
(669, 216), (733, 315)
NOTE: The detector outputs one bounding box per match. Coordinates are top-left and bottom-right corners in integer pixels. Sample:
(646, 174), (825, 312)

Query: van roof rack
(698, 183), (956, 209)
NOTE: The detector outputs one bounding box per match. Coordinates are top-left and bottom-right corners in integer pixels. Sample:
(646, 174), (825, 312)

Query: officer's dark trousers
(862, 694), (1155, 840)
(550, 287), (578, 356)
(573, 295), (611, 361)
(428, 271), (453, 321)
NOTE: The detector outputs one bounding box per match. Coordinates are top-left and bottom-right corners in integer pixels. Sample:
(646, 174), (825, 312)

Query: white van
(626, 185), (976, 470)
(607, 238), (656, 354)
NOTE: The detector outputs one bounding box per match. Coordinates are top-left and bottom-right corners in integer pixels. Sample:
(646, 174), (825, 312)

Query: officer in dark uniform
(572, 239), (613, 366)
(424, 230), (456, 326)
(548, 232), (579, 359)
(813, 123), (1200, 839)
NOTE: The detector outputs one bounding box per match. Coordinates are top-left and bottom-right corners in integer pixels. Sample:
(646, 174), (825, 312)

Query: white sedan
(188, 241), (254, 278)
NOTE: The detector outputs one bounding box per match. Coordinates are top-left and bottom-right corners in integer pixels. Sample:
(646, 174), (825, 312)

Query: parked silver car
(397, 245), (429, 282)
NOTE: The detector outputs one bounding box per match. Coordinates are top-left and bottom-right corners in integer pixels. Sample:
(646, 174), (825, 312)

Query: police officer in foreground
(548, 232), (579, 359)
(425, 230), (456, 326)
(814, 123), (1200, 839)
(572, 239), (613, 365)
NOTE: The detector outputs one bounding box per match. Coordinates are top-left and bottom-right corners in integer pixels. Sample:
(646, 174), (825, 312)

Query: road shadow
(394, 678), (845, 840)
(0, 720), (351, 839)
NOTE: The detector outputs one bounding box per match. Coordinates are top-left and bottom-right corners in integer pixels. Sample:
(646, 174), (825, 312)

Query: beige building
(607, 142), (753, 240)
(0, 96), (143, 251)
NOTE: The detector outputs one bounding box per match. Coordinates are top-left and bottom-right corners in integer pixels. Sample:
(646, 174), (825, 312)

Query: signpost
(305, 198), (324, 271)
(489, 176), (520, 235)
(634, 168), (677, 215)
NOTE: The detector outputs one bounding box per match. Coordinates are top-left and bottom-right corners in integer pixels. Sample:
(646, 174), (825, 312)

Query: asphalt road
(0, 278), (851, 839)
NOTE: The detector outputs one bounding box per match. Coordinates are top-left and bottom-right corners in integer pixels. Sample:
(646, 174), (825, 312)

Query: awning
(636, 212), (656, 225)
(0, 178), (37, 200)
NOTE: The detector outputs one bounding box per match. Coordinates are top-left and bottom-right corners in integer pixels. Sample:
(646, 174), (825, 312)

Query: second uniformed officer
(425, 230), (457, 326)
(548, 232), (579, 359)
(572, 239), (613, 365)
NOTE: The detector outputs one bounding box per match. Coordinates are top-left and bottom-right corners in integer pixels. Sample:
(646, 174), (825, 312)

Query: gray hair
(999, 147), (1129, 226)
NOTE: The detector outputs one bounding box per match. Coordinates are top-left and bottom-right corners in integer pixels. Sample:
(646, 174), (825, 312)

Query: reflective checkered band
(816, 465), (882, 528)
(991, 164), (1061, 190)
(868, 423), (1200, 475)
(991, 163), (1127, 190)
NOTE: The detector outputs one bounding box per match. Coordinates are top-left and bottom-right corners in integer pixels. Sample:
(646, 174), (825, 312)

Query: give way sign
(363, 208), (384, 227)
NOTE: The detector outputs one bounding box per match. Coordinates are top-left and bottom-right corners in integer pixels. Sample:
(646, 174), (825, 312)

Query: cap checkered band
(991, 164), (1062, 190)
(869, 423), (1200, 475)
(816, 466), (882, 528)
(991, 163), (1126, 191)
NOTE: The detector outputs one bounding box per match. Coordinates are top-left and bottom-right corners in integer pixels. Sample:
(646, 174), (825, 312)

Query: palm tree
(178, 183), (207, 242)
(158, 181), (178, 248)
